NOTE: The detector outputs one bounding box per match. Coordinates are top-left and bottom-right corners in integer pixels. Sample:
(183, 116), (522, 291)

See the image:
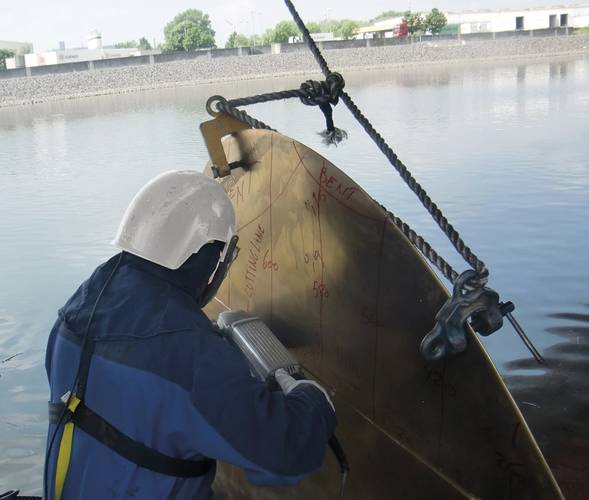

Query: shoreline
(1, 36), (588, 109)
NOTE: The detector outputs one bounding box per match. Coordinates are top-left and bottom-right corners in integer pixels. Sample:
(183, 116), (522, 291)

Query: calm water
(1, 56), (588, 497)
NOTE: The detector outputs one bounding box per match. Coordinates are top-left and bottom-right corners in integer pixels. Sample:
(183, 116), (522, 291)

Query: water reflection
(517, 65), (527, 83)
(550, 61), (569, 80)
(506, 306), (589, 500)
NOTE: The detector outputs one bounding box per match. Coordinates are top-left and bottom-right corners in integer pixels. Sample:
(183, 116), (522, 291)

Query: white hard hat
(112, 170), (235, 270)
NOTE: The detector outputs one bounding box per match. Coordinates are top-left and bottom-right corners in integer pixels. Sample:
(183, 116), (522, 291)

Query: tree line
(405, 9), (448, 35)
(153, 8), (448, 52)
(1, 7), (449, 70)
(115, 10), (215, 53)
(113, 37), (152, 50)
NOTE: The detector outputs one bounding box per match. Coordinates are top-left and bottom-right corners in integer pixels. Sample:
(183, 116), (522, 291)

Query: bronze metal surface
(203, 127), (563, 499)
(199, 115), (250, 178)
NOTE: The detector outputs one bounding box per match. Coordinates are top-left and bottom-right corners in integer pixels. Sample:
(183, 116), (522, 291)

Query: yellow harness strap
(54, 395), (81, 500)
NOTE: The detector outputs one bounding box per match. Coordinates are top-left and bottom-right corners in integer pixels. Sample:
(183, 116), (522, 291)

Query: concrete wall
(153, 50), (210, 63)
(463, 32), (495, 41)
(320, 39), (367, 50)
(211, 47), (241, 58)
(29, 61), (90, 76)
(3, 34), (589, 108)
(0, 67), (26, 79)
(251, 46), (271, 55)
(92, 55), (151, 69)
(0, 29), (583, 80)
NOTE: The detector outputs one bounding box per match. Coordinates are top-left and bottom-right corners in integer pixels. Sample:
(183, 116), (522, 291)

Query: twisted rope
(209, 92), (461, 283)
(283, 0), (488, 284)
(209, 96), (275, 131)
(207, 0), (489, 285)
(384, 208), (459, 283)
(208, 73), (348, 146)
(224, 72), (344, 108)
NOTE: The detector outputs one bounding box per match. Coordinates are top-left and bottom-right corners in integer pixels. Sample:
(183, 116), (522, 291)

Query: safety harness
(48, 257), (214, 500)
(48, 396), (215, 498)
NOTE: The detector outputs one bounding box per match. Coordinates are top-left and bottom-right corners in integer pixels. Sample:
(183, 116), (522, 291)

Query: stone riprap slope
(1, 35), (588, 108)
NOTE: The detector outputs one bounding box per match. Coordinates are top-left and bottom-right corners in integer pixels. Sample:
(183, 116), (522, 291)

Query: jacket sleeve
(188, 331), (336, 486)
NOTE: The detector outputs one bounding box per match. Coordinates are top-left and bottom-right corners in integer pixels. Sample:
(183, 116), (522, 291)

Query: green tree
(163, 9), (215, 51)
(225, 32), (251, 48)
(114, 40), (138, 48)
(261, 29), (274, 45)
(271, 20), (300, 43)
(425, 8), (447, 35)
(0, 49), (15, 70)
(306, 22), (322, 33)
(334, 20), (360, 39)
(404, 11), (426, 35)
(249, 34), (263, 47)
(138, 37), (152, 50)
(319, 19), (339, 33)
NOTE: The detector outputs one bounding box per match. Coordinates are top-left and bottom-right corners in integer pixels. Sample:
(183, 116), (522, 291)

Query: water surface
(1, 55), (588, 497)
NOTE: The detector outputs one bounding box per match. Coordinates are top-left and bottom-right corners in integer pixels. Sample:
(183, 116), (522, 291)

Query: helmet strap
(199, 236), (239, 307)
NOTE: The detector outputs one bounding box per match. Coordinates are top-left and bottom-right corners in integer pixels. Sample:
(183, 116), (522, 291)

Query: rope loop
(206, 95), (228, 117)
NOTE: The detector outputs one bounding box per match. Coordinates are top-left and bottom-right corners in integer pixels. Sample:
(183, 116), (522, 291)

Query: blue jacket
(45, 247), (336, 499)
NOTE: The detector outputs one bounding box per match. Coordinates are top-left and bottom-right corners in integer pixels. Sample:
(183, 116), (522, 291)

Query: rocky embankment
(1, 35), (588, 108)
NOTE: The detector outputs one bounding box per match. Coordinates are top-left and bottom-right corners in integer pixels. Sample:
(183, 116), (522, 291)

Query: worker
(44, 170), (336, 500)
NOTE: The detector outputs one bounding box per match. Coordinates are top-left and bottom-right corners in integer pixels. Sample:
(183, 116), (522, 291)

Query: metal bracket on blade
(420, 270), (505, 362)
(199, 113), (251, 178)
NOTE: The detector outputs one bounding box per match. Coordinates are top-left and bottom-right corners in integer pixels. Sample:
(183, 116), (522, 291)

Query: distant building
(12, 30), (154, 69)
(357, 17), (406, 39)
(447, 5), (589, 34)
(87, 29), (102, 50)
(357, 5), (589, 38)
(309, 32), (338, 42)
(24, 47), (138, 67)
(6, 55), (26, 69)
(287, 32), (339, 43)
(1, 41), (33, 69)
(0, 40), (33, 54)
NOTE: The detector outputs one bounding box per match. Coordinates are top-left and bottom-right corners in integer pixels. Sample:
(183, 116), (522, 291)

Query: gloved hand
(274, 369), (335, 412)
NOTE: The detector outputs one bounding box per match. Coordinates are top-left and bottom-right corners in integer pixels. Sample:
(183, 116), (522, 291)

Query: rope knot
(299, 73), (347, 146)
(326, 72), (345, 103)
(299, 72), (344, 107)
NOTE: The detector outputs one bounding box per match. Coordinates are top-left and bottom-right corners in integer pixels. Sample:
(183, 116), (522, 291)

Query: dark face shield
(199, 235), (239, 308)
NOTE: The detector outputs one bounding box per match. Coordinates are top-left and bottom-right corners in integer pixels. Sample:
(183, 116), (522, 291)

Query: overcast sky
(0, 1), (583, 51)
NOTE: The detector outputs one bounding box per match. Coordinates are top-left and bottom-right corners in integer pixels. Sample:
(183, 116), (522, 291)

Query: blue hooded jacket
(45, 246), (336, 499)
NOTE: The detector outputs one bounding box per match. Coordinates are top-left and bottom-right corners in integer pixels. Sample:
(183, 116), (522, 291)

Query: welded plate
(203, 128), (562, 499)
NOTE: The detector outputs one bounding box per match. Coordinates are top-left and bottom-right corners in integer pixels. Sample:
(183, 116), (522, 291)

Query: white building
(23, 47), (139, 67)
(357, 17), (406, 39)
(2, 41), (33, 69)
(309, 32), (338, 42)
(87, 29), (102, 50)
(447, 5), (589, 34)
(19, 30), (140, 68)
